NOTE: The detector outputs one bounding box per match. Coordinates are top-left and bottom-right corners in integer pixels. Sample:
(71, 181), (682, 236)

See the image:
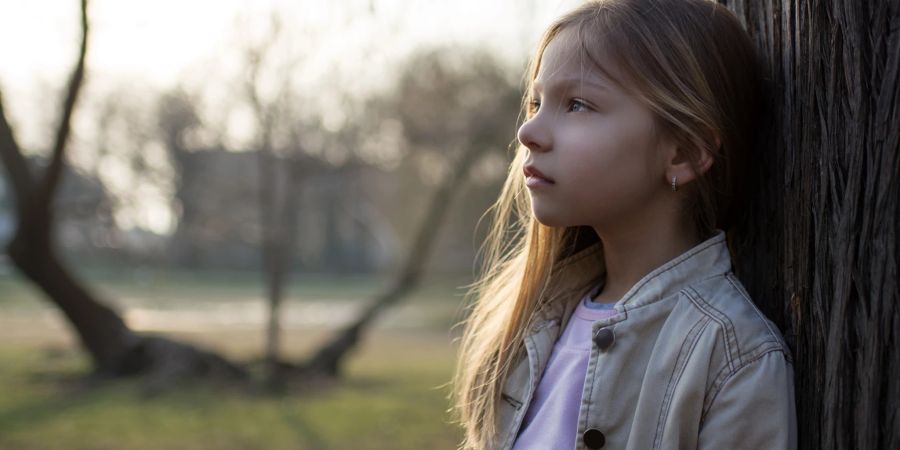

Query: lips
(523, 165), (555, 184)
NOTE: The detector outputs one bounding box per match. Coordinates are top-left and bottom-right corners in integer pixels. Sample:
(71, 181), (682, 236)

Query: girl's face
(517, 29), (674, 231)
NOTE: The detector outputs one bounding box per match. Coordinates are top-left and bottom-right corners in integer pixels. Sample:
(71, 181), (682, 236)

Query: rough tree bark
(0, 0), (247, 388)
(722, 1), (899, 449)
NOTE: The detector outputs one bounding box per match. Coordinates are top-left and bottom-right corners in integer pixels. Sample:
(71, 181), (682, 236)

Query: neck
(591, 216), (702, 303)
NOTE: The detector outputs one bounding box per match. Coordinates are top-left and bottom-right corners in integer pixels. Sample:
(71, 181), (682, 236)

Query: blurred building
(169, 147), (401, 274)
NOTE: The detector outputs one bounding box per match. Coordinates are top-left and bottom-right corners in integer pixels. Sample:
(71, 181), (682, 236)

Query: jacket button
(593, 328), (615, 351)
(583, 428), (606, 448)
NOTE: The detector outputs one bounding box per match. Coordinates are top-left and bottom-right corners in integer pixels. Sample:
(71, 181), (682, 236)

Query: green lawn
(0, 267), (472, 308)
(0, 271), (468, 449)
(0, 330), (463, 450)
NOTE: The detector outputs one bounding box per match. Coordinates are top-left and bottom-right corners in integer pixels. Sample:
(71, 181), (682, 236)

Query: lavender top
(512, 292), (619, 450)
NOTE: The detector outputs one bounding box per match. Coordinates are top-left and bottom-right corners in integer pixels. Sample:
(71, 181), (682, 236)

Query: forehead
(534, 27), (623, 91)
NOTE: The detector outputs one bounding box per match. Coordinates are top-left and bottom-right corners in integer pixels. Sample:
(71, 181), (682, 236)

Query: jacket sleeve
(697, 350), (797, 450)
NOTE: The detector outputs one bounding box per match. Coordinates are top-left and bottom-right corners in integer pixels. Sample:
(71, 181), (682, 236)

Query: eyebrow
(532, 77), (611, 94)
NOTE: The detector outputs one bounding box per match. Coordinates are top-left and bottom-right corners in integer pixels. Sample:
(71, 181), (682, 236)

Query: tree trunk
(259, 150), (305, 387)
(257, 143), (286, 385)
(722, 1), (899, 449)
(244, 49), (296, 387)
(0, 0), (247, 387)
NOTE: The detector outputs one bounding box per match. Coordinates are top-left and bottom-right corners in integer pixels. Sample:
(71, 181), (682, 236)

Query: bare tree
(721, 1), (899, 448)
(301, 48), (522, 376)
(238, 15), (326, 386)
(0, 0), (246, 388)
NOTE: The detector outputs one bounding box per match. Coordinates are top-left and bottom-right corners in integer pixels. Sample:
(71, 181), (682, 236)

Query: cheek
(567, 123), (656, 180)
(564, 124), (661, 204)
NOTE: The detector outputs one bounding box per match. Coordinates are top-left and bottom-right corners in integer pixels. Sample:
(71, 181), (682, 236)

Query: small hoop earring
(671, 176), (678, 192)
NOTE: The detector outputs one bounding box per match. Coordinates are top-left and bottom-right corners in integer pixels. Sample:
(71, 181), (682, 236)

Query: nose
(517, 114), (551, 153)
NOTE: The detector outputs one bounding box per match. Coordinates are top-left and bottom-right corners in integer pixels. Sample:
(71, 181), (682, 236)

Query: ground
(0, 267), (467, 449)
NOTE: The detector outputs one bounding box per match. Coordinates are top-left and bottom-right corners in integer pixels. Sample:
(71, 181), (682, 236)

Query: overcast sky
(1, 0), (581, 94)
(1, 0), (585, 153)
(0, 0), (582, 233)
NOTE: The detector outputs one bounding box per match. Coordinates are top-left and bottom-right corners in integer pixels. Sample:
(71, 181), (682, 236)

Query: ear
(664, 134), (719, 187)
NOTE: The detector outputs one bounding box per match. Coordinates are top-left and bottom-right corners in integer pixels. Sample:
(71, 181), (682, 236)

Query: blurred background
(0, 0), (580, 448)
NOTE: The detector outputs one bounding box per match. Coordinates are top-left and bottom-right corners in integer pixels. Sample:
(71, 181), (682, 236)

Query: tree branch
(301, 143), (486, 376)
(34, 0), (89, 217)
(0, 94), (35, 218)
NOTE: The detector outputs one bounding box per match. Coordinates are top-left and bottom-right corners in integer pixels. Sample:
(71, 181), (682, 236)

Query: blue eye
(568, 99), (589, 112)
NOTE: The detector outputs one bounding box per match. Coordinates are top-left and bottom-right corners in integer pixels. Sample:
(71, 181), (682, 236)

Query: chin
(531, 209), (571, 228)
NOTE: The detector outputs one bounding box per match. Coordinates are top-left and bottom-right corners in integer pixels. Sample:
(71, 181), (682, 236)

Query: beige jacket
(492, 230), (797, 450)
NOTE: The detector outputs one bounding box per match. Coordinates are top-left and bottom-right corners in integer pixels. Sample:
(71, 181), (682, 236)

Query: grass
(0, 270), (469, 449)
(0, 329), (463, 450)
(0, 267), (473, 308)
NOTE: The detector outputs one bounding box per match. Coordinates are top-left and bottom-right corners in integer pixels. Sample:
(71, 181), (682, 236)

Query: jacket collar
(614, 229), (732, 311)
(533, 229), (732, 326)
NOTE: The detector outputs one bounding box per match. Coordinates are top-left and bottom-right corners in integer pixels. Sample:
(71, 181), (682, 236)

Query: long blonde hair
(451, 1), (765, 448)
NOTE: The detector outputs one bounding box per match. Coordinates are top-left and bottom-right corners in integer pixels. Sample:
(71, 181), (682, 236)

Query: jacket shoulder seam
(684, 286), (741, 371)
(724, 274), (783, 343)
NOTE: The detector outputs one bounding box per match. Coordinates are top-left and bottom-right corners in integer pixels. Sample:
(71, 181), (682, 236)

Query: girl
(452, 1), (796, 449)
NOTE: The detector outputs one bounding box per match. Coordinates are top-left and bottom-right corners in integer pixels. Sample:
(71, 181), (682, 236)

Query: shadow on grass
(0, 348), (367, 450)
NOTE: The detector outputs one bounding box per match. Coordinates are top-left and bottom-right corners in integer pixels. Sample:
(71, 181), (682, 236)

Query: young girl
(452, 1), (796, 449)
